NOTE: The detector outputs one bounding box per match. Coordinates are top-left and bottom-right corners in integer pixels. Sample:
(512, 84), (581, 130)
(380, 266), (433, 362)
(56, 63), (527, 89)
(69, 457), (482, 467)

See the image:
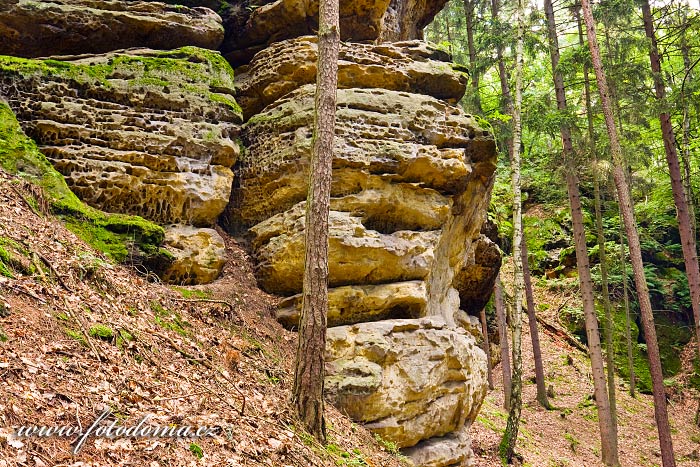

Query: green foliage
(189, 442), (204, 459)
(88, 324), (114, 341)
(373, 433), (409, 462)
(64, 329), (87, 347)
(172, 287), (212, 300)
(151, 301), (190, 336)
(325, 444), (370, 466)
(564, 432), (580, 452)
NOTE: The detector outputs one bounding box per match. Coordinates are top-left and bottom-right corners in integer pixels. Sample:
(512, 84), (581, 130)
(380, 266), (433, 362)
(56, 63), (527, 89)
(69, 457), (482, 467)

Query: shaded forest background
(426, 0), (700, 394)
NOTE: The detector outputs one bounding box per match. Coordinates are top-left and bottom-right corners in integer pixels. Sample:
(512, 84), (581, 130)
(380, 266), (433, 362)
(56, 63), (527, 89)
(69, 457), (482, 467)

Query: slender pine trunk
(580, 0), (676, 464)
(495, 274), (511, 410)
(522, 236), (550, 409)
(463, 0), (482, 113)
(481, 306), (495, 390)
(619, 207), (636, 397)
(547, 4), (619, 464)
(292, 0), (339, 443)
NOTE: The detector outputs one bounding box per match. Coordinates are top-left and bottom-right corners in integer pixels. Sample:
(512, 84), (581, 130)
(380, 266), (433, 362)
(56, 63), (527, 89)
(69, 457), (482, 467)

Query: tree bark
(490, 0), (513, 121)
(580, 0), (676, 464)
(680, 26), (696, 243)
(480, 306), (494, 390)
(292, 0), (339, 444)
(463, 0), (482, 113)
(550, 3), (619, 465)
(522, 236), (550, 409)
(641, 0), (700, 358)
(574, 1), (619, 438)
(500, 0), (524, 460)
(495, 274), (511, 410)
(619, 209), (636, 397)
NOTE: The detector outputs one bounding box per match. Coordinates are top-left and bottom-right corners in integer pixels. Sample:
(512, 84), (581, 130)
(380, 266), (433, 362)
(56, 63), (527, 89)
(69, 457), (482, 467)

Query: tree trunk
(292, 0), (339, 444)
(463, 0), (482, 113)
(680, 28), (696, 243)
(495, 275), (511, 410)
(619, 210), (636, 397)
(444, 6), (453, 56)
(552, 3), (619, 465)
(641, 0), (700, 358)
(500, 0), (524, 460)
(490, 0), (513, 120)
(521, 236), (550, 409)
(580, 0), (676, 464)
(575, 5), (619, 430)
(480, 307), (494, 390)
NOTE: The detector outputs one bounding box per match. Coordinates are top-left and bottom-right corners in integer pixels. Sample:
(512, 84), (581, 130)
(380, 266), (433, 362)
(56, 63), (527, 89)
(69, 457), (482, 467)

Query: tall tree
(580, 0), (677, 464)
(490, 0), (513, 122)
(292, 0), (340, 443)
(500, 0), (524, 460)
(521, 236), (550, 409)
(463, 0), (483, 112)
(545, 2), (618, 464)
(495, 275), (512, 410)
(641, 0), (700, 360)
(574, 1), (619, 440)
(619, 207), (636, 397)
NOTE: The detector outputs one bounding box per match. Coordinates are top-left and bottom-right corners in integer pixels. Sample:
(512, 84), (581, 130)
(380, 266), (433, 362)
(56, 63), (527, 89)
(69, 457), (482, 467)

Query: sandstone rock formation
(0, 47), (241, 283)
(325, 318), (487, 463)
(234, 36), (467, 119)
(0, 0), (499, 462)
(160, 225), (227, 285)
(379, 0), (450, 42)
(0, 0), (224, 58)
(220, 0), (450, 66)
(224, 26), (499, 466)
(0, 48), (241, 226)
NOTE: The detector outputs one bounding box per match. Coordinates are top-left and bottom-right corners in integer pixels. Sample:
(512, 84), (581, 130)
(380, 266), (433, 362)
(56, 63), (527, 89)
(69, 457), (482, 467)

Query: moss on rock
(0, 102), (167, 264)
(0, 47), (241, 117)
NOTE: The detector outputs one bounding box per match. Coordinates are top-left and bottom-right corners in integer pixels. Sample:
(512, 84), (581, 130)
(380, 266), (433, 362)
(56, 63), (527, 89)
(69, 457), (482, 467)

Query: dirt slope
(0, 170), (405, 467)
(471, 262), (700, 466)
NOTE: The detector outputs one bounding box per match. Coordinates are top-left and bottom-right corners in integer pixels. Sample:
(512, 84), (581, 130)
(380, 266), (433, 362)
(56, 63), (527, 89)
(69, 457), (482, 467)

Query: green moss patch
(0, 47), (241, 118)
(88, 324), (114, 341)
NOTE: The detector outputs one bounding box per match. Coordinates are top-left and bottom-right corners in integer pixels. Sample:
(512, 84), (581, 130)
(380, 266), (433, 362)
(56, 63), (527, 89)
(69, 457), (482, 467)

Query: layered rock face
(225, 27), (499, 466)
(0, 47), (242, 284)
(0, 0), (224, 58)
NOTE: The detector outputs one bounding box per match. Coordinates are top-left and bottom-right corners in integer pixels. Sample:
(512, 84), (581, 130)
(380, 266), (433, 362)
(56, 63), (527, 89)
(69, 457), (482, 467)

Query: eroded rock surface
(325, 318), (487, 450)
(234, 36), (466, 119)
(0, 47), (241, 227)
(229, 33), (497, 463)
(380, 0), (450, 41)
(221, 0), (391, 65)
(0, 0), (224, 58)
(160, 225), (227, 285)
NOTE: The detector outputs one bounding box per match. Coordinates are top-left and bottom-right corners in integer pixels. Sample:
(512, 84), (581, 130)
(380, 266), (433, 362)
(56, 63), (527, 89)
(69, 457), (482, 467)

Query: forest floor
(0, 170), (405, 467)
(471, 261), (700, 467)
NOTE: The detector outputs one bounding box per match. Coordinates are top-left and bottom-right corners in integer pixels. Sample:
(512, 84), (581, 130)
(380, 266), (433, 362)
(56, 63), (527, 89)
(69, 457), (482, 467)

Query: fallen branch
(37, 251), (72, 292)
(9, 184), (40, 217)
(170, 297), (235, 310)
(535, 313), (589, 353)
(170, 296), (249, 327)
(63, 297), (104, 363)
